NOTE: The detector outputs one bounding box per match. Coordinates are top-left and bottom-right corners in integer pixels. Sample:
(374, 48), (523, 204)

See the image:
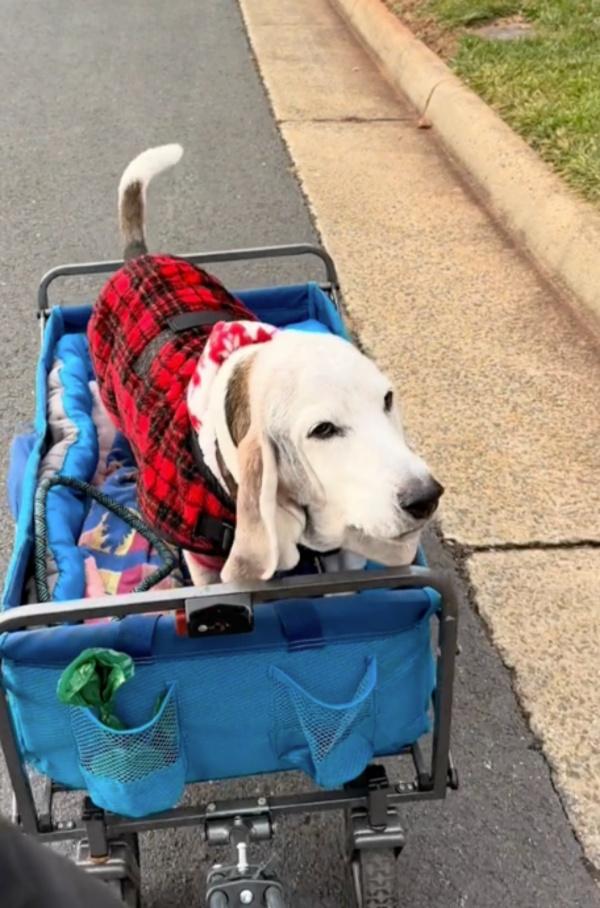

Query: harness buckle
(194, 515), (235, 555)
(221, 521), (235, 554)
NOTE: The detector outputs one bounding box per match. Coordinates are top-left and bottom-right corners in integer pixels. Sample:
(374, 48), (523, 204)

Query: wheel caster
(351, 848), (400, 908)
(78, 833), (141, 907)
(105, 876), (141, 907)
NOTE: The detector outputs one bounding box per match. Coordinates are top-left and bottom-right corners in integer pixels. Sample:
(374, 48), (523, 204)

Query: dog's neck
(187, 320), (278, 497)
(195, 345), (254, 497)
(214, 437), (238, 499)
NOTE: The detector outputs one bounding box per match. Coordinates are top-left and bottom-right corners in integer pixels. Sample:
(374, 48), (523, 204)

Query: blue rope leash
(34, 474), (177, 603)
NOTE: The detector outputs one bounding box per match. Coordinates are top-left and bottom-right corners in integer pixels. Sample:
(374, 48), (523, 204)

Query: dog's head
(211, 331), (443, 582)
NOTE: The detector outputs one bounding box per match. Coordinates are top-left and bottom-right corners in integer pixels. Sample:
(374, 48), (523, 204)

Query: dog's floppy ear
(221, 427), (280, 583)
(224, 357), (253, 446)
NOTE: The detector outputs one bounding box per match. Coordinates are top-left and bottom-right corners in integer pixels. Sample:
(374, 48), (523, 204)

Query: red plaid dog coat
(88, 255), (257, 557)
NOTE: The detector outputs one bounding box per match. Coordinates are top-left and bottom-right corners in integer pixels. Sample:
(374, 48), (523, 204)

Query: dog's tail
(118, 144), (183, 259)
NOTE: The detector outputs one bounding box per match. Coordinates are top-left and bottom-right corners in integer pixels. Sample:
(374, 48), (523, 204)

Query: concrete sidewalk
(241, 0), (600, 879)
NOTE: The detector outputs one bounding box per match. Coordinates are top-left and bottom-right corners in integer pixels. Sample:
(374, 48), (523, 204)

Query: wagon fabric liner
(0, 281), (438, 818)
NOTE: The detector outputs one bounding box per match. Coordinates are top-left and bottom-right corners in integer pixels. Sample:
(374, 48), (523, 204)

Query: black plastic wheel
(355, 849), (399, 908)
(207, 892), (228, 908)
(105, 878), (139, 907)
(126, 832), (141, 862)
(265, 886), (287, 908)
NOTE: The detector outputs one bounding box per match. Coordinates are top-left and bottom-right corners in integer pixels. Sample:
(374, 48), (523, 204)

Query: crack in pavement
(445, 537), (600, 555)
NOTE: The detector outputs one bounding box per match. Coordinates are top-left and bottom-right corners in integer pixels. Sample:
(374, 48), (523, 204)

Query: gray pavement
(0, 1), (598, 906)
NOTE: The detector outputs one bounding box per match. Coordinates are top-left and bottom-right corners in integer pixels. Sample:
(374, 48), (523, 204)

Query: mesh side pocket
(271, 659), (377, 788)
(71, 683), (185, 817)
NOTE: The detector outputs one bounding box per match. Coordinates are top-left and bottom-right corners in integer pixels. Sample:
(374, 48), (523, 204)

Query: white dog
(91, 145), (443, 587)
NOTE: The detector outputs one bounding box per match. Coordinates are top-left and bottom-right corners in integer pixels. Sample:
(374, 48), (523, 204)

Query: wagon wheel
(265, 887), (287, 907)
(207, 893), (228, 908)
(207, 885), (286, 907)
(352, 849), (400, 908)
(105, 833), (141, 907)
(105, 878), (140, 907)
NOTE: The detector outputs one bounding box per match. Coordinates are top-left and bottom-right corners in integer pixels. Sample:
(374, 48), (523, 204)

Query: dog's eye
(308, 421), (339, 440)
(384, 390), (394, 413)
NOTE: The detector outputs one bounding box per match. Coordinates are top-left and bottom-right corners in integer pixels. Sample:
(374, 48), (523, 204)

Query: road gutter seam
(447, 538), (600, 554)
(434, 527), (600, 883)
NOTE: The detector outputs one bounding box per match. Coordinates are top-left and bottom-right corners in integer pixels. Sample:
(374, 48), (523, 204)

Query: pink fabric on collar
(187, 320), (277, 431)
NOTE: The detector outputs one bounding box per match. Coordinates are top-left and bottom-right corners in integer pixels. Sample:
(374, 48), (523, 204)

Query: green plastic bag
(57, 648), (134, 730)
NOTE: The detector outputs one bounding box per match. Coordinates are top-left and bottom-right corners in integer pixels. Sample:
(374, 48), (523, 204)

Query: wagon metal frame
(0, 246), (458, 907)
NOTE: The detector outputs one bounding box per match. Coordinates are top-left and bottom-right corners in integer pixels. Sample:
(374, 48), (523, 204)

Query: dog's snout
(401, 479), (444, 521)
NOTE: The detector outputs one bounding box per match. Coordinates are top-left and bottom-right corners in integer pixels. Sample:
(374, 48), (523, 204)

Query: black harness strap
(194, 514), (235, 556)
(188, 431), (236, 555)
(133, 310), (237, 379)
(167, 310), (238, 332)
(171, 309), (241, 556)
(131, 305), (238, 554)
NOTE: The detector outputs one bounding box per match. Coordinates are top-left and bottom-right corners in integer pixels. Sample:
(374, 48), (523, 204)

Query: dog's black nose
(401, 479), (444, 521)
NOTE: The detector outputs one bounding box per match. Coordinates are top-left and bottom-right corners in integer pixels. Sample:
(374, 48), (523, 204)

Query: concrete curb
(330, 0), (600, 333)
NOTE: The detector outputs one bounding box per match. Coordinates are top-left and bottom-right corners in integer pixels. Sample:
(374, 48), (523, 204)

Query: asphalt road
(0, 1), (598, 906)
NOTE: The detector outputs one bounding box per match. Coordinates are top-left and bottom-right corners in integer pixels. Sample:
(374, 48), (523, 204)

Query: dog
(88, 144), (443, 588)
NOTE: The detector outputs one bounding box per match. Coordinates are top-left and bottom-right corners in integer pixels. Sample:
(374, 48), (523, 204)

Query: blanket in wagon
(10, 334), (184, 603)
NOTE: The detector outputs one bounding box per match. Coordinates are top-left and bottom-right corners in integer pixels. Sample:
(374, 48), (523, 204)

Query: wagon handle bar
(0, 565), (456, 633)
(37, 244), (340, 312)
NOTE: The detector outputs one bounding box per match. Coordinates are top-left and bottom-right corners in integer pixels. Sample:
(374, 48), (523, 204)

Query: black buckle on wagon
(183, 592), (254, 638)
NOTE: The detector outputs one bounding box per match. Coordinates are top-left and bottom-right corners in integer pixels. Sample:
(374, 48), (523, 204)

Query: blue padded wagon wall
(1, 587), (438, 816)
(1, 279), (439, 819)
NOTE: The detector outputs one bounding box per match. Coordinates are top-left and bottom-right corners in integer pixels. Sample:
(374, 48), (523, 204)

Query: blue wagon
(0, 246), (458, 907)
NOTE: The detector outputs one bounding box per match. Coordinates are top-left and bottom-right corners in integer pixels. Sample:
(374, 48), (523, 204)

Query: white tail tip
(118, 143), (184, 199)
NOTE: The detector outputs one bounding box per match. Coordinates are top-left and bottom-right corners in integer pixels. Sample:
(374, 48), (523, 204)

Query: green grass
(433, 0), (522, 26)
(427, 0), (600, 203)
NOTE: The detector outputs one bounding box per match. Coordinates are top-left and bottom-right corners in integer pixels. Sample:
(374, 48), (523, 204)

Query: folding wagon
(0, 245), (458, 907)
